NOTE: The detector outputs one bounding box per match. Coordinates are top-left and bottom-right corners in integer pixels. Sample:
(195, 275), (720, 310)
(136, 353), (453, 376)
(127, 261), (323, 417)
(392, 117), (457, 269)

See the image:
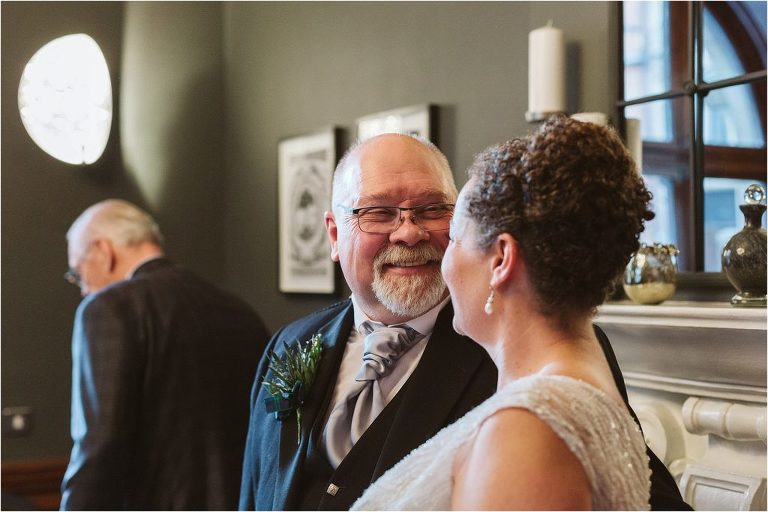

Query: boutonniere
(262, 333), (323, 443)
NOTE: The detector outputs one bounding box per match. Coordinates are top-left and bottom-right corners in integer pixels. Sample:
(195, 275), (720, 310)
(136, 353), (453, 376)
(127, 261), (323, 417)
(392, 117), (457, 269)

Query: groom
(239, 134), (690, 510)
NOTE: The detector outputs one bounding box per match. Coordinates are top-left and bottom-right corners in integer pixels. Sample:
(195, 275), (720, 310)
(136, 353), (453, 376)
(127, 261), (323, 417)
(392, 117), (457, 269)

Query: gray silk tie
(323, 321), (424, 468)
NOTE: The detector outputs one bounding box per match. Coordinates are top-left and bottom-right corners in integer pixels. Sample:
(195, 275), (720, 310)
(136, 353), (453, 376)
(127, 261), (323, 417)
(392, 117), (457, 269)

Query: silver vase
(623, 243), (679, 305)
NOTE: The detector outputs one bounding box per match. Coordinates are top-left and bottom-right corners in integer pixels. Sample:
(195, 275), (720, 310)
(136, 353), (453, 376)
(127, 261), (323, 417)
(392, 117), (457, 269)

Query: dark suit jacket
(239, 299), (690, 511)
(61, 258), (269, 511)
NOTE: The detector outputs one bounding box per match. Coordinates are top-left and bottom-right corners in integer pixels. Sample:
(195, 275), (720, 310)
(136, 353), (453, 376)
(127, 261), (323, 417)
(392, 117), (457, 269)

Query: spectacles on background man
(63, 268), (83, 287)
(338, 203), (454, 234)
(64, 240), (98, 287)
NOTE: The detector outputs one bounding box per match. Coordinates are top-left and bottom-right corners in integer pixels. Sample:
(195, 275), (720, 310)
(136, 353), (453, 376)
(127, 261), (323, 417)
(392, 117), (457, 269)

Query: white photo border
(278, 127), (339, 294)
(356, 104), (437, 143)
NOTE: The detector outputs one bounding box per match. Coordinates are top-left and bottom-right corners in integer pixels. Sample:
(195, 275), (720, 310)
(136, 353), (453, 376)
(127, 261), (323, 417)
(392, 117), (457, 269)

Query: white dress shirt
(321, 294), (450, 463)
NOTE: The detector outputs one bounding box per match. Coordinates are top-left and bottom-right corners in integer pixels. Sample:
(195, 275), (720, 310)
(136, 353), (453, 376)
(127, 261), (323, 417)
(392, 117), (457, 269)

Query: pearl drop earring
(484, 288), (495, 315)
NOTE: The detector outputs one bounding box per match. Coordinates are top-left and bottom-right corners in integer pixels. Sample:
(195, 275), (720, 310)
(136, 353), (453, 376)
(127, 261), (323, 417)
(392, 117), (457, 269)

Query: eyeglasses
(63, 268), (82, 287)
(339, 203), (455, 234)
(64, 240), (98, 288)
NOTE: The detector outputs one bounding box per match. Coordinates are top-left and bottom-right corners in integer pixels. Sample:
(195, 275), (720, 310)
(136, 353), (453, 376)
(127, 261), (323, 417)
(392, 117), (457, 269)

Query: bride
(352, 115), (655, 510)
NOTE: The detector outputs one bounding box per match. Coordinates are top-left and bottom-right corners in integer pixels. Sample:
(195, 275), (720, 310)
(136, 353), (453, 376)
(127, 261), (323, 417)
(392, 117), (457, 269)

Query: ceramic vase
(721, 184), (767, 307)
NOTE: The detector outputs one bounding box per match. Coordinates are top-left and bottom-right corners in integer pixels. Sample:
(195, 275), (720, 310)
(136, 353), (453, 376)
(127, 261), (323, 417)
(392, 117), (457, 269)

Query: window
(18, 34), (112, 165)
(619, 1), (766, 272)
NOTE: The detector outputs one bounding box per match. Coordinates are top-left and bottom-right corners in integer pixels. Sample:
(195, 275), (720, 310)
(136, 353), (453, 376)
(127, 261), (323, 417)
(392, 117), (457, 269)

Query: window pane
(703, 1), (767, 83)
(640, 174), (679, 246)
(704, 177), (767, 271)
(623, 1), (688, 100)
(629, 99), (675, 144)
(704, 83), (766, 148)
(626, 97), (694, 270)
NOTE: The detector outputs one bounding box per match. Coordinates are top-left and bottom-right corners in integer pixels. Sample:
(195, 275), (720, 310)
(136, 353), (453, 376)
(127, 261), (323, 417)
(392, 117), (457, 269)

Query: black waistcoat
(294, 383), (410, 511)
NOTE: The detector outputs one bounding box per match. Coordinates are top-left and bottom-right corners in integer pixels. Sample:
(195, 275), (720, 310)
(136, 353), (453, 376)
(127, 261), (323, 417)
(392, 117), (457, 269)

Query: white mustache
(375, 244), (443, 269)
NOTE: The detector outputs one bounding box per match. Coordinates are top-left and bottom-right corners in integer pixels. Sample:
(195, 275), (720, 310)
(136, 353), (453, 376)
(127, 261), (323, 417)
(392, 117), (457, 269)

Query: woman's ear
(489, 233), (518, 288)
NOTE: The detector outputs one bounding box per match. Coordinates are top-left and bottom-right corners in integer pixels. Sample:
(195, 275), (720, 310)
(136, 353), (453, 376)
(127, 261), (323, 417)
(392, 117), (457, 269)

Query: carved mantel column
(596, 301), (767, 511)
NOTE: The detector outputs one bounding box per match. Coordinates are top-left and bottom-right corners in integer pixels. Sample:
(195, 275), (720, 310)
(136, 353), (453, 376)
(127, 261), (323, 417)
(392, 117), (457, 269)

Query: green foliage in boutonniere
(262, 333), (323, 443)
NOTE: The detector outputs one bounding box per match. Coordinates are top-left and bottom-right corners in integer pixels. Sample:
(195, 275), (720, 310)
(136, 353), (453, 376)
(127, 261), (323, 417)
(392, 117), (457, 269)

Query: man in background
(61, 199), (268, 510)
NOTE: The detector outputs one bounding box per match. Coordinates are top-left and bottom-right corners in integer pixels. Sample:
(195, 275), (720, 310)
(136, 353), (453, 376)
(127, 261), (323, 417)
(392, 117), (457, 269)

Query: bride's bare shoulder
(452, 407), (591, 510)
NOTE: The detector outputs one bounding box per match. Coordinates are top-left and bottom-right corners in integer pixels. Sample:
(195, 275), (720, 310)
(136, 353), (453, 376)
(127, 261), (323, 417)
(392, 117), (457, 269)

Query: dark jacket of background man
(61, 200), (269, 510)
(61, 258), (268, 510)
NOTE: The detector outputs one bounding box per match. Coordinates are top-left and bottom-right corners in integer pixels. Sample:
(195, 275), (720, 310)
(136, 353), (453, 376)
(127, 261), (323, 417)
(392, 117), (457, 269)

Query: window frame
(616, 1), (767, 290)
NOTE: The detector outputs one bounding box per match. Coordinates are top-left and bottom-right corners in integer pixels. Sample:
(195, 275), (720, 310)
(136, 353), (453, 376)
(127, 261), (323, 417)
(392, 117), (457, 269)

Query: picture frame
(278, 127), (340, 294)
(356, 104), (438, 144)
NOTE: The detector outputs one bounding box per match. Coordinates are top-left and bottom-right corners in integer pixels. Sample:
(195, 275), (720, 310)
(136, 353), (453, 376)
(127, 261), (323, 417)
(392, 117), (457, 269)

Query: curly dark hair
(465, 115), (654, 327)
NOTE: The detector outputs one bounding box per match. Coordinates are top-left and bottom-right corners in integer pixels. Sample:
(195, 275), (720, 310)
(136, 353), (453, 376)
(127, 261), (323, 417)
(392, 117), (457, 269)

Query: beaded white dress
(351, 374), (651, 511)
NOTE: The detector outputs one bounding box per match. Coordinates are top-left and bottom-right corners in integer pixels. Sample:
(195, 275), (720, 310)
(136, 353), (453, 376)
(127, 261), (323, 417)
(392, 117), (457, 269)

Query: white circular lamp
(18, 34), (112, 165)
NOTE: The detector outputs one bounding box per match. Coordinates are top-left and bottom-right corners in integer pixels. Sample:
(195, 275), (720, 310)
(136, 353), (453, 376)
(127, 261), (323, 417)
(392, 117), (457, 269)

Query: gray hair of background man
(331, 134), (458, 216)
(67, 199), (165, 249)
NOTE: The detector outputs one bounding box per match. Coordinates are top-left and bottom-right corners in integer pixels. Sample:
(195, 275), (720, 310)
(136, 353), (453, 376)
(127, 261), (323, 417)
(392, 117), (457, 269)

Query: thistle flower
(262, 333), (323, 443)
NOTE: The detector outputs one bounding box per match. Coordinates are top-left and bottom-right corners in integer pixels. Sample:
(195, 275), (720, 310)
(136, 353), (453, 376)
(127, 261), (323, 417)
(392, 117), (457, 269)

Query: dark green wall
(121, 2), (227, 283)
(2, 1), (131, 461)
(1, 1), (227, 460)
(222, 1), (617, 330)
(2, 1), (615, 461)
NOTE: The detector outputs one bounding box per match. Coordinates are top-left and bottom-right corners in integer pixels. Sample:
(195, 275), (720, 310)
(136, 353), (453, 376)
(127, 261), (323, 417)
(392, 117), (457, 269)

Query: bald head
(331, 134), (457, 214)
(67, 199), (164, 249)
(66, 199), (164, 295)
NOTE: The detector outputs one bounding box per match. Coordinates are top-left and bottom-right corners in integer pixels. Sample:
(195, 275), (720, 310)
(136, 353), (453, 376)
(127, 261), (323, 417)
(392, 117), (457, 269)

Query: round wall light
(18, 33), (112, 165)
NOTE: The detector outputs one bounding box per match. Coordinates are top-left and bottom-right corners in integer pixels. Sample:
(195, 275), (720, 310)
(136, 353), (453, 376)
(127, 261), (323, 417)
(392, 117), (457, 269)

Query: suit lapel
(278, 301), (354, 509)
(299, 302), (354, 443)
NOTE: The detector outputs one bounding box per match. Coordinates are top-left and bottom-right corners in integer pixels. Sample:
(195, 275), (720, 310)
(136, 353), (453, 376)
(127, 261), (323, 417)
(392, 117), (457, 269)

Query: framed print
(278, 127), (339, 293)
(356, 104), (438, 144)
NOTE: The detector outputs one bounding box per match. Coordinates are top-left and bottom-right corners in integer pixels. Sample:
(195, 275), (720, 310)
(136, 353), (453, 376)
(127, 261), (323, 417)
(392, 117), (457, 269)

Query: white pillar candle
(528, 21), (565, 117)
(626, 118), (643, 174)
(570, 112), (609, 126)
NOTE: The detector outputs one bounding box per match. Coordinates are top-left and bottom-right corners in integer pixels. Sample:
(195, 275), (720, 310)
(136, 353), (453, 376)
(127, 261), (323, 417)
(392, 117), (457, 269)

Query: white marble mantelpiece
(596, 301), (767, 511)
(597, 301), (766, 389)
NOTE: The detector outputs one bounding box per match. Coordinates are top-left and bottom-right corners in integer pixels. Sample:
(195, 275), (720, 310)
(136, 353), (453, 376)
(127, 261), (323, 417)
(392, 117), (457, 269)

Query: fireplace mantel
(596, 301), (767, 510)
(598, 300), (765, 328)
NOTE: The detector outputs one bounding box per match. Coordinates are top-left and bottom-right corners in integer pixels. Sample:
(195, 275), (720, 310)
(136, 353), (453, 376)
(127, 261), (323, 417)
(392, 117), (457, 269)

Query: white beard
(372, 244), (447, 318)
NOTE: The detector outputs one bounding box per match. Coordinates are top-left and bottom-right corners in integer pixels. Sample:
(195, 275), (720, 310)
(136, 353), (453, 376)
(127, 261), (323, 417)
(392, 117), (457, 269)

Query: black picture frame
(278, 126), (340, 294)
